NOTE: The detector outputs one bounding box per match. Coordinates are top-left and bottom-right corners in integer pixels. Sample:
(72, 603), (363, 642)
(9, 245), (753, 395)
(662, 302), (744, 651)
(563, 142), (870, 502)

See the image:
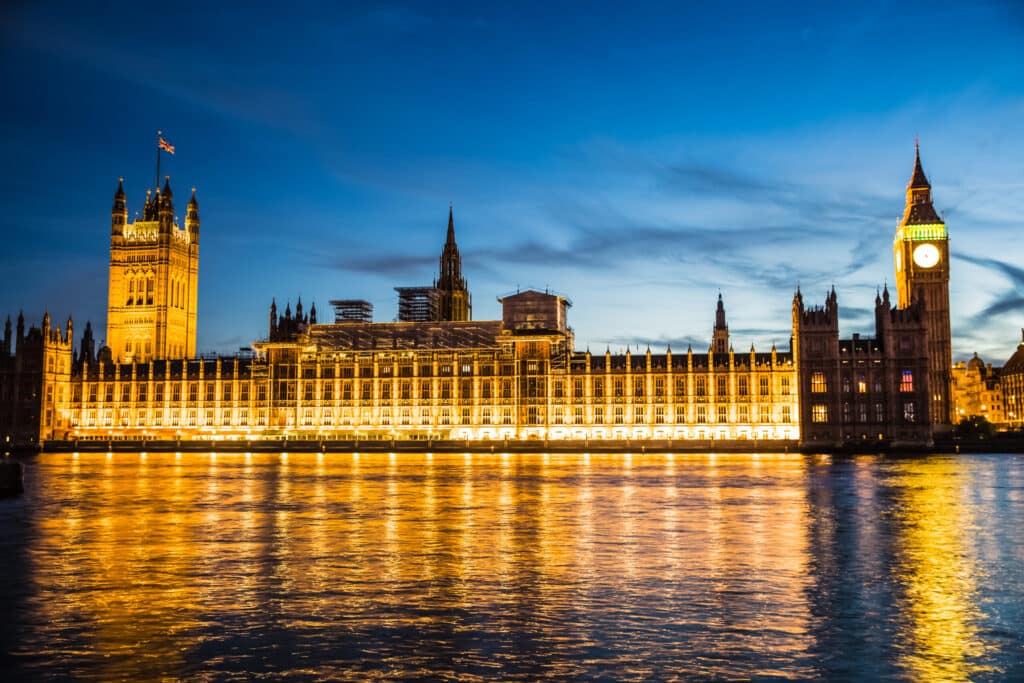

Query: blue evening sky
(1, 1), (1022, 363)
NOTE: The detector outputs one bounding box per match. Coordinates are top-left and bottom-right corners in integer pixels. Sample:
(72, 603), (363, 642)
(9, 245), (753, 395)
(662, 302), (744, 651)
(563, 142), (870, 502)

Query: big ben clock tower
(894, 143), (952, 427)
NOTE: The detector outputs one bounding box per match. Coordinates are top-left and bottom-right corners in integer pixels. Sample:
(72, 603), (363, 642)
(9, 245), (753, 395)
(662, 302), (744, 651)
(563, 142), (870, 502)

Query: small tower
(435, 205), (472, 321)
(186, 187), (200, 238)
(712, 293), (729, 355)
(112, 177), (127, 236)
(158, 176), (174, 234)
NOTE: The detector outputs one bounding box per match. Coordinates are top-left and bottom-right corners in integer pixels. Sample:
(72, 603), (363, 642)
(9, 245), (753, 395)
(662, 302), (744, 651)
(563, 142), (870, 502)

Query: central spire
(446, 203), (456, 245)
(435, 204), (471, 321)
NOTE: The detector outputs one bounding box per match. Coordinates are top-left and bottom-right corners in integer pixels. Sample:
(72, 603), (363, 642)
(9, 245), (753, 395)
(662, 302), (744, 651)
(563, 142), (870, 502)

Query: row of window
(810, 370), (915, 394)
(811, 401), (917, 424)
(72, 374), (794, 405)
(72, 403), (795, 430)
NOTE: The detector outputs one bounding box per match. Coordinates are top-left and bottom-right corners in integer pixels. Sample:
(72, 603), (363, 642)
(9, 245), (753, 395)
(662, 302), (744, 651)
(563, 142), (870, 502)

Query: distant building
(951, 354), (1005, 426)
(1002, 332), (1024, 429)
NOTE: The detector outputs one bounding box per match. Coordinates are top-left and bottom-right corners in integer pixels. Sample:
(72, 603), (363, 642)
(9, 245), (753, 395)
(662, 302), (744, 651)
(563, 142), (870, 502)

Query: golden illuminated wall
(61, 342), (800, 441)
(950, 360), (1005, 426)
(106, 182), (199, 364)
(36, 317), (75, 442)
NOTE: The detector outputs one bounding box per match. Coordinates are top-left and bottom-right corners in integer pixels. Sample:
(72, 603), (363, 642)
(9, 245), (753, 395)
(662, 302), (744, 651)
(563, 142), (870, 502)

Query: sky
(1, 1), (1022, 363)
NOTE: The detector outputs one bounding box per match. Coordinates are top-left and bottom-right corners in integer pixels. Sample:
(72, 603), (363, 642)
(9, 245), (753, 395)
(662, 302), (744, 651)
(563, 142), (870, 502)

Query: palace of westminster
(3, 147), (1021, 450)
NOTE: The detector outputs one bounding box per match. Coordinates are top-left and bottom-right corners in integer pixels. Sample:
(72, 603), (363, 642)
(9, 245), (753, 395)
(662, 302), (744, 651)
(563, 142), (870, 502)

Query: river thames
(0, 452), (1021, 681)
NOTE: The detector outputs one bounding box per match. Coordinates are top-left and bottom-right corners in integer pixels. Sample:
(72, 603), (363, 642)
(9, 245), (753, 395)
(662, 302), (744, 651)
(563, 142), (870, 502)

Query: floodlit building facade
(0, 149), (957, 449)
(951, 353), (1005, 426)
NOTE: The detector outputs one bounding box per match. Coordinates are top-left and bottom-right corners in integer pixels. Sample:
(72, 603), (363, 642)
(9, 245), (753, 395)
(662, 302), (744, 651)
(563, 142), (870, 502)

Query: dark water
(0, 452), (1022, 681)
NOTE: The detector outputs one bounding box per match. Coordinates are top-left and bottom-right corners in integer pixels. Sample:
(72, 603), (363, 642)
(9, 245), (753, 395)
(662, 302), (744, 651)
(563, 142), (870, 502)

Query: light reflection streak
(890, 461), (995, 679)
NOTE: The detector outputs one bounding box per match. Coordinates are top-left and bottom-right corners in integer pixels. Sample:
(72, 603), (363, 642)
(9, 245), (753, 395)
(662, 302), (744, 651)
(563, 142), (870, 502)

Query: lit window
(903, 401), (916, 423)
(811, 372), (827, 393)
(812, 404), (828, 423)
(900, 370), (914, 393)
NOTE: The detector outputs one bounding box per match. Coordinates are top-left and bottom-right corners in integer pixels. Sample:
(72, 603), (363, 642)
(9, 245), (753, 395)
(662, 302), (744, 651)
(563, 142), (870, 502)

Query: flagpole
(155, 129), (162, 192)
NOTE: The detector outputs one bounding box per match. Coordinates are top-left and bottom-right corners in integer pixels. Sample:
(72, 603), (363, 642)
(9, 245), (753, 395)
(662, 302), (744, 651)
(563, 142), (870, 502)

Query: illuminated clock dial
(913, 243), (940, 268)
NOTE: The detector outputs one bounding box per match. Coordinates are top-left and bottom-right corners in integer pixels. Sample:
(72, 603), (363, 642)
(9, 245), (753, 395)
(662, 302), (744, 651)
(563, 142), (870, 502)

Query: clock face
(913, 243), (940, 269)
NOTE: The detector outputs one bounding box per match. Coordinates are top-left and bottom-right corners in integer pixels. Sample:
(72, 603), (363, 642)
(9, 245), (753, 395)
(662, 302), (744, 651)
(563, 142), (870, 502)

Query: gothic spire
(715, 292), (726, 330)
(436, 204), (471, 321)
(901, 142), (942, 226)
(909, 140), (930, 189)
(446, 203), (456, 245)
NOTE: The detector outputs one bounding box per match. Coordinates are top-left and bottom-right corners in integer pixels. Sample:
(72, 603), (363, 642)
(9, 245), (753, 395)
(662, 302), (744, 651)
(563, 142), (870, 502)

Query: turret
(310, 301), (317, 325)
(66, 315), (73, 345)
(112, 177), (127, 236)
(186, 187), (200, 238)
(79, 321), (95, 364)
(270, 298), (278, 338)
(2, 315), (10, 355)
(295, 297), (304, 323)
(143, 188), (156, 221)
(158, 176), (174, 233)
(16, 311), (24, 343)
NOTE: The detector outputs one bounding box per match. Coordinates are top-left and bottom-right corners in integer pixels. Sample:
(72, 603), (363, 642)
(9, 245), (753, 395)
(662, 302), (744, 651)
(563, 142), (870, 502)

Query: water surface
(1, 452), (1021, 680)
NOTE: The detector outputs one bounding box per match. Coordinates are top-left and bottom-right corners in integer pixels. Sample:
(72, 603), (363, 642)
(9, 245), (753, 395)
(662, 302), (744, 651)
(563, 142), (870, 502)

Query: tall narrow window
(811, 372), (827, 393)
(900, 370), (914, 393)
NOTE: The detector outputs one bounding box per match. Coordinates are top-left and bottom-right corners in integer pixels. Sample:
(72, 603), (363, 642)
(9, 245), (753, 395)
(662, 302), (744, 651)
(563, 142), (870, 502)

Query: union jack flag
(158, 137), (175, 154)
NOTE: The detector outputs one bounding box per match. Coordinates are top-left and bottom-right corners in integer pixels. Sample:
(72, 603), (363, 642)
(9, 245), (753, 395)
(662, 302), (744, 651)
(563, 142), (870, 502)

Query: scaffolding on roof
(395, 287), (440, 322)
(329, 300), (374, 323)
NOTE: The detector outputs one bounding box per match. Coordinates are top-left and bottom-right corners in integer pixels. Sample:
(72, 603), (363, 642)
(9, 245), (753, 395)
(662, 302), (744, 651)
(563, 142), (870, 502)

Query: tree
(957, 415), (996, 440)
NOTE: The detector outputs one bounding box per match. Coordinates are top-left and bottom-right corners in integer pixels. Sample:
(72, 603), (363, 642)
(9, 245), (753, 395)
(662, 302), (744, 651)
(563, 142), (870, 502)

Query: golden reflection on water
(889, 460), (995, 680)
(9, 452), (1019, 680)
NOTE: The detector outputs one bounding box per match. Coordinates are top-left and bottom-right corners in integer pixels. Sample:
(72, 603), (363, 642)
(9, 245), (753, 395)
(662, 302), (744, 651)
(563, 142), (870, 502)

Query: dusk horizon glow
(2, 1), (1022, 363)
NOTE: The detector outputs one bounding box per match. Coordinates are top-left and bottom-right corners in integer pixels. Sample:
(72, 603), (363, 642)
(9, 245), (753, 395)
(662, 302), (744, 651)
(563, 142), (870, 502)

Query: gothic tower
(106, 176), (200, 362)
(435, 206), (471, 321)
(712, 293), (729, 354)
(893, 144), (951, 426)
